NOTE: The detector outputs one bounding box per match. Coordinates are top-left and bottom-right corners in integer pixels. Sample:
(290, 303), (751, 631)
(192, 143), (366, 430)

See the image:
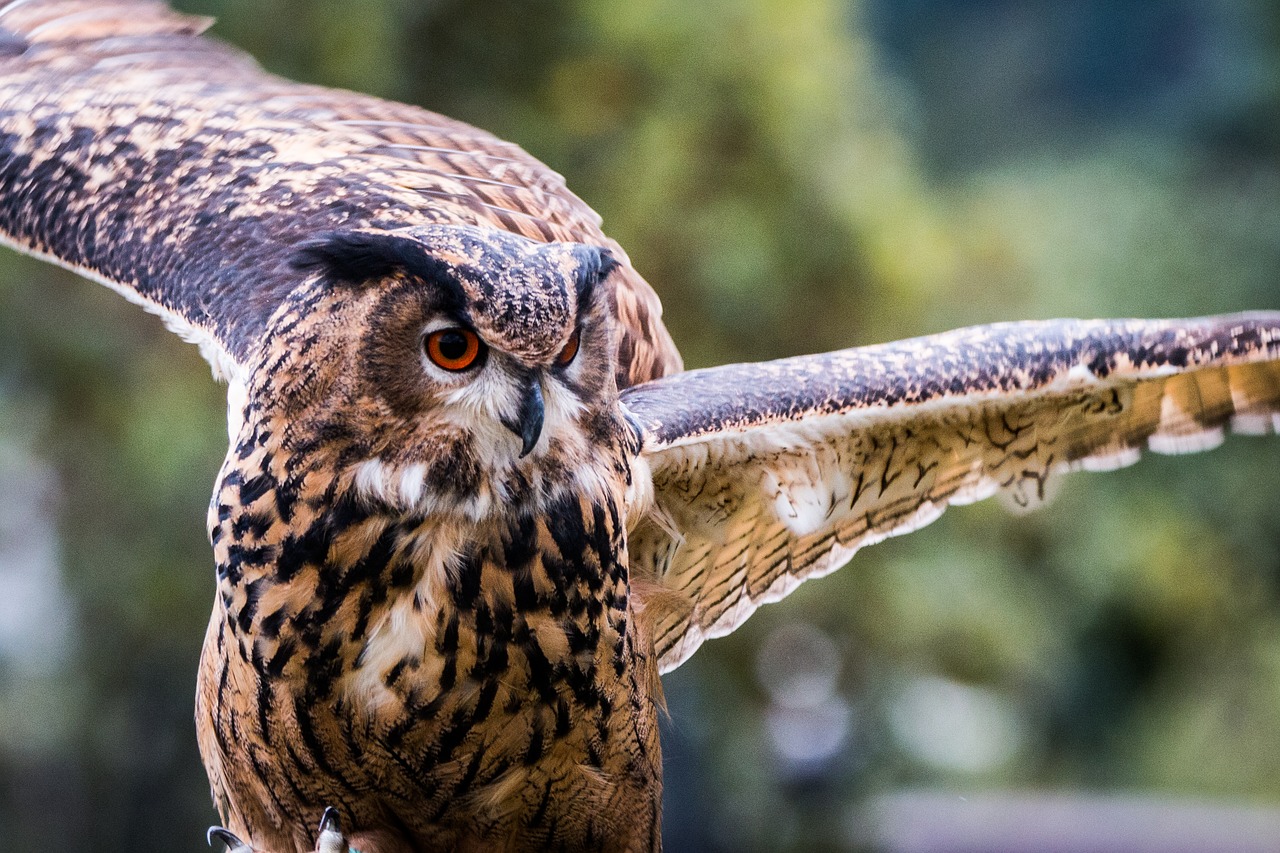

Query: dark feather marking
(523, 718), (545, 766)
(232, 507), (273, 539)
(290, 229), (466, 306)
(451, 550), (483, 609)
(383, 658), (407, 688)
(555, 697), (571, 738)
(306, 637), (344, 702)
(237, 577), (265, 633)
(523, 639), (558, 703)
(256, 677), (273, 742)
(472, 677), (499, 722)
(291, 695), (349, 790)
(213, 658), (231, 754)
(436, 706), (470, 762)
(265, 637), (296, 678)
(455, 748), (486, 796)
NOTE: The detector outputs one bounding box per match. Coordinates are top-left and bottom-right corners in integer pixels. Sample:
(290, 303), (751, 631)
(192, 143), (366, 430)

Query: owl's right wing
(0, 0), (680, 384)
(621, 314), (1280, 672)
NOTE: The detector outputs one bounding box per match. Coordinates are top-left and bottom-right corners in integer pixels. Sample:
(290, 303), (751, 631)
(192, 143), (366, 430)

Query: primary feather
(0, 0), (680, 385)
(622, 316), (1280, 670)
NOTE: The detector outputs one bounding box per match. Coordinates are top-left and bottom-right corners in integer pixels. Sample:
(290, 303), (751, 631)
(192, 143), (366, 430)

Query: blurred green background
(0, 0), (1278, 850)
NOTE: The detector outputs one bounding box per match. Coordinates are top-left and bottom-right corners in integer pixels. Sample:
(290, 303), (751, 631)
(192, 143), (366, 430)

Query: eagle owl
(0, 2), (1277, 852)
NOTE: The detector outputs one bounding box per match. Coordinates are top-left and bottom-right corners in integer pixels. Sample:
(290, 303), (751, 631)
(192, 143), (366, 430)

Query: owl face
(247, 225), (625, 518)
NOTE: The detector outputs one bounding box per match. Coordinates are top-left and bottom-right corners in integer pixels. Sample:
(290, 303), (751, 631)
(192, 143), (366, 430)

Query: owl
(0, 2), (1277, 852)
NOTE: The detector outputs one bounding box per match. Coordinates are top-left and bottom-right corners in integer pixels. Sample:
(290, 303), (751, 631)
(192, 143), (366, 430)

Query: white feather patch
(1076, 446), (1142, 472)
(1148, 428), (1225, 455)
(764, 460), (841, 538)
(225, 377), (249, 444)
(343, 522), (460, 712)
(353, 458), (396, 504)
(398, 462), (428, 507)
(1231, 412), (1280, 436)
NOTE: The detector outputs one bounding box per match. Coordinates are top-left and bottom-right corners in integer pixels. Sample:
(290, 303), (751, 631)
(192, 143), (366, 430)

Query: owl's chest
(341, 488), (645, 768)
(340, 493), (661, 845)
(204, 462), (662, 846)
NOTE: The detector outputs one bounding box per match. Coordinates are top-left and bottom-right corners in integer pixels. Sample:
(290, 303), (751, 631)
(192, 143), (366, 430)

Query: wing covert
(0, 0), (680, 383)
(622, 314), (1280, 672)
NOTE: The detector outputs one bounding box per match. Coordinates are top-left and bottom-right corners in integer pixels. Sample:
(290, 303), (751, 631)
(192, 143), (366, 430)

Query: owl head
(239, 224), (628, 517)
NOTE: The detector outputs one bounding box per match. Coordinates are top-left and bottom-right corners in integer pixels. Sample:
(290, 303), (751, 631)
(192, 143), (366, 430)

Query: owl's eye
(554, 329), (581, 367)
(424, 328), (484, 371)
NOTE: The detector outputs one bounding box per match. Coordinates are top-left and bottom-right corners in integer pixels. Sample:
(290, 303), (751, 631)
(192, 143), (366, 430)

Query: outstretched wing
(0, 0), (680, 383)
(622, 314), (1280, 672)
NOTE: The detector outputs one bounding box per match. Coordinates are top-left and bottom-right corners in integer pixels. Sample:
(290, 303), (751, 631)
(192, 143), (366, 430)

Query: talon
(207, 826), (254, 853)
(316, 807), (347, 853)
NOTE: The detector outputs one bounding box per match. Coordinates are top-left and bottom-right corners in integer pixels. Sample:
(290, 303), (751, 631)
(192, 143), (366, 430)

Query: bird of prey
(0, 1), (1277, 851)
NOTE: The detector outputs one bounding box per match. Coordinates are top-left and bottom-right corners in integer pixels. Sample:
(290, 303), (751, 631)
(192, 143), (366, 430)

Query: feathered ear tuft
(290, 230), (453, 286)
(571, 245), (619, 303)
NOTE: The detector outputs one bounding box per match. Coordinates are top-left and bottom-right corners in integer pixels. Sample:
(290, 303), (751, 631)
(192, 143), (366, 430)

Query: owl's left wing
(622, 313), (1280, 672)
(0, 0), (681, 385)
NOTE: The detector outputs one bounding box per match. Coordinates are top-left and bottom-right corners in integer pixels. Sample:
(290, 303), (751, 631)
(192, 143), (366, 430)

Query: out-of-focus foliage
(0, 1), (1276, 850)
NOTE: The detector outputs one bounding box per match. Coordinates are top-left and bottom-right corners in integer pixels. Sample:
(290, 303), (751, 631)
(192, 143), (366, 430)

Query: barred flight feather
(623, 316), (1280, 671)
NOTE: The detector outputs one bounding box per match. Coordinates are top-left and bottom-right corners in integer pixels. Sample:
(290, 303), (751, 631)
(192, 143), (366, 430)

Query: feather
(624, 315), (1280, 671)
(0, 0), (681, 385)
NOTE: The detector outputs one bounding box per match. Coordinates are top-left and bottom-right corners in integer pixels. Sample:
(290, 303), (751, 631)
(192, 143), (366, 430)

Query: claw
(315, 807), (347, 853)
(205, 811), (350, 853)
(207, 826), (254, 853)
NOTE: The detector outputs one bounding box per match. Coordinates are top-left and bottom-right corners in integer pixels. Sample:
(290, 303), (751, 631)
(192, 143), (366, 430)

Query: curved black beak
(505, 377), (544, 458)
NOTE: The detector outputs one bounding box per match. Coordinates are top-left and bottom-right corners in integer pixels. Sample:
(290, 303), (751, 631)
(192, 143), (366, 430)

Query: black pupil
(437, 331), (469, 360)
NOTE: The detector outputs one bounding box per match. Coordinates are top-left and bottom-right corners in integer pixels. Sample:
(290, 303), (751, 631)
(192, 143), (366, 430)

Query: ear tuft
(572, 245), (619, 302)
(292, 231), (412, 284)
(290, 231), (452, 286)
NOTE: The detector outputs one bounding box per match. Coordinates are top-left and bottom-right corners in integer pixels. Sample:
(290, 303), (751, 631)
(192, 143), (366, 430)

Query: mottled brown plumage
(0, 0), (679, 387)
(624, 318), (1280, 668)
(0, 3), (1278, 852)
(196, 230), (662, 851)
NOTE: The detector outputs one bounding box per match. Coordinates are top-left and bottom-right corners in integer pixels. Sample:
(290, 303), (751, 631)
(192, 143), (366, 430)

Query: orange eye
(424, 328), (484, 371)
(555, 329), (581, 367)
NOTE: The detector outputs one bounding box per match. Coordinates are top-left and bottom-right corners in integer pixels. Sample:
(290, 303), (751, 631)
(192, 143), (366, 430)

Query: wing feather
(622, 315), (1280, 672)
(0, 0), (680, 383)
